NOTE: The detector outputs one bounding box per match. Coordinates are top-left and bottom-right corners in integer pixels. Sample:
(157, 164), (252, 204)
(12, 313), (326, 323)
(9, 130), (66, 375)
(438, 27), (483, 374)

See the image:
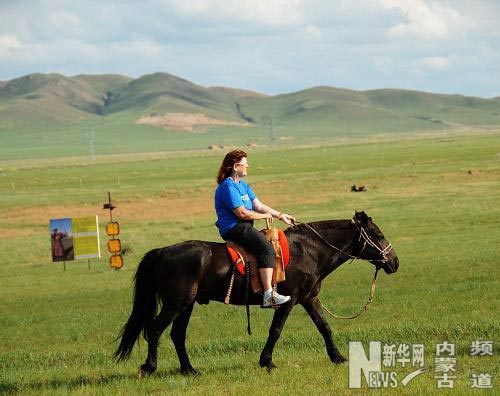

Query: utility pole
(86, 127), (95, 161)
(270, 117), (276, 146)
(262, 116), (277, 146)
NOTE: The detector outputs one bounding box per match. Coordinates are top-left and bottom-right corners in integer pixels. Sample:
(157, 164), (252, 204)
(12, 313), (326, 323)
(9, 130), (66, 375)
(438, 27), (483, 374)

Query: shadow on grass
(154, 361), (248, 377)
(0, 365), (223, 394)
(0, 373), (135, 394)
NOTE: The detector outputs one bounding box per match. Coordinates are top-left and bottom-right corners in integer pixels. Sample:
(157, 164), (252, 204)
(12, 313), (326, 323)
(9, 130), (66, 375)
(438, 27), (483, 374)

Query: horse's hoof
(181, 366), (201, 377)
(332, 355), (348, 364)
(260, 359), (277, 372)
(265, 361), (277, 372)
(138, 368), (149, 378)
(138, 364), (155, 378)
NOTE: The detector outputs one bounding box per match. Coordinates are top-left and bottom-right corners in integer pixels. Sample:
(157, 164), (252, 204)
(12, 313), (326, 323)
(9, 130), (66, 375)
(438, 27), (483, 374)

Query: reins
(294, 220), (360, 261)
(319, 268), (379, 319)
(292, 219), (386, 320)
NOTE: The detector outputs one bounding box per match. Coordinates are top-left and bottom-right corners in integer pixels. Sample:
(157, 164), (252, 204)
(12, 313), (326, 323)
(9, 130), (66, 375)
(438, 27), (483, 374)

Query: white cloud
(0, 34), (22, 61)
(379, 0), (464, 40)
(0, 34), (21, 49)
(304, 24), (322, 40)
(47, 10), (81, 32)
(420, 56), (449, 70)
(163, 0), (304, 26)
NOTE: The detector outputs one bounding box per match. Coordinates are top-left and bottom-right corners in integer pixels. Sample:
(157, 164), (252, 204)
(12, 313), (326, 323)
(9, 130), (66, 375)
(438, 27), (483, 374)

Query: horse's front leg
(259, 302), (294, 371)
(301, 297), (347, 364)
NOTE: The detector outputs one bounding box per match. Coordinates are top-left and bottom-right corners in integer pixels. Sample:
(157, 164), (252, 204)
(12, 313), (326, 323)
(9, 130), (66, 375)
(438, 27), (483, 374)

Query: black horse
(115, 211), (399, 376)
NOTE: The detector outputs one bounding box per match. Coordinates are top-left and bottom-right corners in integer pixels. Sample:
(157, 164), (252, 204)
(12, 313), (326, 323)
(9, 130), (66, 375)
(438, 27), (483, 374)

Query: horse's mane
(285, 219), (353, 236)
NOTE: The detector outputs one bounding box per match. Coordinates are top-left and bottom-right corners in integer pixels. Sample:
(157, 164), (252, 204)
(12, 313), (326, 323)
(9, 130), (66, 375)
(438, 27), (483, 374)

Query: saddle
(224, 226), (290, 304)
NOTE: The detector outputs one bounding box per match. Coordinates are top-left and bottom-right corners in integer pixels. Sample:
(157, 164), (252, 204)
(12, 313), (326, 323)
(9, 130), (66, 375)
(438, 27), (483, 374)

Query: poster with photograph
(49, 218), (74, 262)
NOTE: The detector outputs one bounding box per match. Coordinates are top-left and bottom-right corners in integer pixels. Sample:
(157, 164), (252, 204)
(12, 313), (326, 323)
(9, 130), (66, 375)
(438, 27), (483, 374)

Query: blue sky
(1, 0), (499, 97)
(49, 218), (72, 236)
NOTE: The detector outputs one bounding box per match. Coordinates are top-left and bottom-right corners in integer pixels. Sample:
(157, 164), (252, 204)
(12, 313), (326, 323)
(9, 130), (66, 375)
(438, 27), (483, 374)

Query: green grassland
(0, 133), (499, 394)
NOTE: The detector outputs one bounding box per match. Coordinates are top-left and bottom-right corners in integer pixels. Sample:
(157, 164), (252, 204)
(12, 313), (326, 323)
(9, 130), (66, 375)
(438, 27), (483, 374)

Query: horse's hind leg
(140, 307), (179, 376)
(170, 302), (199, 376)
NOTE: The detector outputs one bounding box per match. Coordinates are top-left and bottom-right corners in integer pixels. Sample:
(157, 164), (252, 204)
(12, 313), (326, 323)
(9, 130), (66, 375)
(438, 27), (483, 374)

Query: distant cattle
(351, 184), (367, 192)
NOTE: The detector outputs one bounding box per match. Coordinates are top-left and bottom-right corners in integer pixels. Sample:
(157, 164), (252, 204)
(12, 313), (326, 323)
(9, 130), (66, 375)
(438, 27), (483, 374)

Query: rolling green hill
(0, 72), (499, 159)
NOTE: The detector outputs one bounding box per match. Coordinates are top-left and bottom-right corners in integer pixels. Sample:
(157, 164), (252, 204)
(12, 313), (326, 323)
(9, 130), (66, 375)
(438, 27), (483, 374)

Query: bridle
(355, 222), (394, 265)
(292, 218), (393, 319)
(293, 219), (392, 265)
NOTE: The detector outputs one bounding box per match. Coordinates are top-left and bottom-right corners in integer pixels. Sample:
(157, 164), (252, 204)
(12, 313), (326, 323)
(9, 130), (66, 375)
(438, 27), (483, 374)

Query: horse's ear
(354, 211), (369, 225)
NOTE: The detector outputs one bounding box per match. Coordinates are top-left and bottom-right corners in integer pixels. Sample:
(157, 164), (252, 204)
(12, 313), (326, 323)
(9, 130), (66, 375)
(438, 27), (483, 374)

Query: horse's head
(352, 211), (399, 274)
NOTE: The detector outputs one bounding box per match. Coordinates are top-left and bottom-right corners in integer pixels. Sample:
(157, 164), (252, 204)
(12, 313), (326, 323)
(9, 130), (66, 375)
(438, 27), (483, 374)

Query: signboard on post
(73, 216), (101, 260)
(49, 216), (100, 263)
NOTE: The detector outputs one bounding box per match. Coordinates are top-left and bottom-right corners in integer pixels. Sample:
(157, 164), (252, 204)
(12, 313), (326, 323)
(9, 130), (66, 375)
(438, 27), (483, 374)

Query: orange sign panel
(110, 254), (124, 269)
(107, 239), (121, 253)
(106, 222), (120, 236)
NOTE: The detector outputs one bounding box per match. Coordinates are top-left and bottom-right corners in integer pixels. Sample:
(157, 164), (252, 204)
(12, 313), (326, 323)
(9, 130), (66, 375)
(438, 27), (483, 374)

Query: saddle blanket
(226, 228), (290, 276)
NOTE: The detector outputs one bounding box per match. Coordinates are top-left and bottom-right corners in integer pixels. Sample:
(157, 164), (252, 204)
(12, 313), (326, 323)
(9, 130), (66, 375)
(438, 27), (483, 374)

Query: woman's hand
(262, 212), (274, 220)
(278, 213), (296, 225)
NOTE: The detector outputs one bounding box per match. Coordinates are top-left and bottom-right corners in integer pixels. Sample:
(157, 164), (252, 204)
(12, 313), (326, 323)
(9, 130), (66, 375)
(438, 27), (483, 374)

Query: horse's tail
(114, 249), (160, 362)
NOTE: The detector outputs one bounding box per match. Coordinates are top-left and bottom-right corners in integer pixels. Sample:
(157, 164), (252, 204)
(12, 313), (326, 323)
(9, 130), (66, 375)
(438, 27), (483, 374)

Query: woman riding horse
(115, 209), (399, 377)
(214, 149), (295, 307)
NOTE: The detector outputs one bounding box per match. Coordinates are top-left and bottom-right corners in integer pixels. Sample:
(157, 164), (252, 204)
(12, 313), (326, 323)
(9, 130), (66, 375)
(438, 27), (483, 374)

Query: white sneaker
(262, 290), (291, 308)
